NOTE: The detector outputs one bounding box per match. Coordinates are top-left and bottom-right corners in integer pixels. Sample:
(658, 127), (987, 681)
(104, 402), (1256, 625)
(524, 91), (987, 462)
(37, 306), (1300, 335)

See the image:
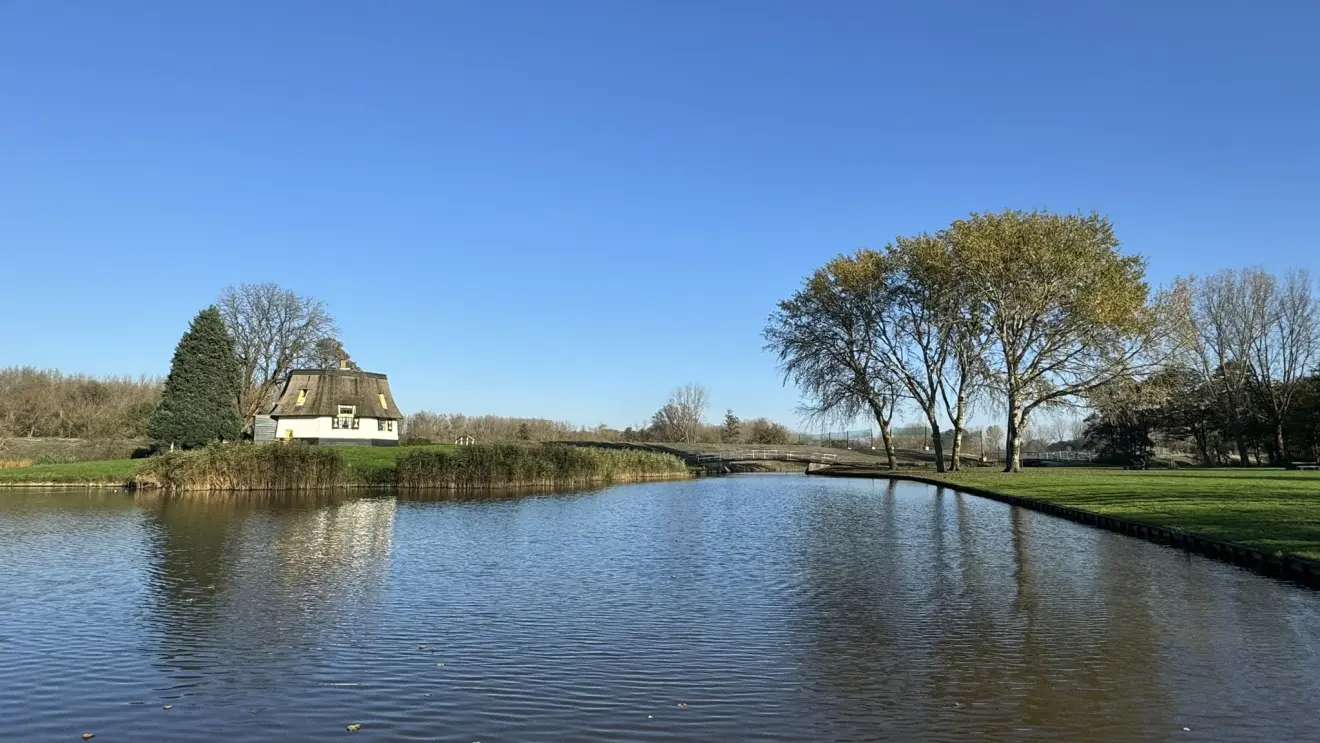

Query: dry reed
(396, 444), (689, 489)
(135, 443), (347, 491)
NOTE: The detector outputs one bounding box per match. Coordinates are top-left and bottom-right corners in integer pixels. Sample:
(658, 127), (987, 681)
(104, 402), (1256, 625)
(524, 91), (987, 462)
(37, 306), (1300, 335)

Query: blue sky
(2, 1), (1317, 431)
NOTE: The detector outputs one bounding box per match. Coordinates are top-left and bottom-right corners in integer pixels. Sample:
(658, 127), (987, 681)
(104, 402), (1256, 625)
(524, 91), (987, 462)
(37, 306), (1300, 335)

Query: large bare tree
(647, 384), (708, 443)
(765, 252), (900, 468)
(946, 210), (1164, 472)
(1241, 268), (1317, 461)
(1180, 270), (1272, 464)
(216, 283), (338, 426)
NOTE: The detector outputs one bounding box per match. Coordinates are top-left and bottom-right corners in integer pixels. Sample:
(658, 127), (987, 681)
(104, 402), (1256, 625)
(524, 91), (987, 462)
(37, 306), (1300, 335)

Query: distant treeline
(401, 410), (796, 446)
(402, 412), (612, 444)
(0, 367), (162, 439)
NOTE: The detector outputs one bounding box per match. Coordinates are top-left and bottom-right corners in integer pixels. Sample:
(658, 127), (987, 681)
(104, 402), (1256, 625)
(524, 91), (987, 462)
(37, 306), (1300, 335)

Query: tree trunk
(1275, 424), (1288, 464)
(1192, 427), (1212, 466)
(1234, 432), (1251, 467)
(868, 399), (897, 470)
(880, 424), (896, 469)
(949, 426), (963, 472)
(926, 408), (946, 473)
(1004, 400), (1025, 473)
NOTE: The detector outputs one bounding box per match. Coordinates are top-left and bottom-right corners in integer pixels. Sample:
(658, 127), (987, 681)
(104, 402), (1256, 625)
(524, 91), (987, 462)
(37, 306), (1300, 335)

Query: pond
(2, 476), (1318, 741)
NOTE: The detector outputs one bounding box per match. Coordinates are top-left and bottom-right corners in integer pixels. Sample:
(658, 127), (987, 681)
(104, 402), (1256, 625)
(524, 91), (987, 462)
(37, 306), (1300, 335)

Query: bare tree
(313, 338), (361, 370)
(984, 424), (1004, 459)
(1181, 270), (1271, 465)
(216, 283), (338, 426)
(1247, 268), (1317, 460)
(745, 418), (792, 445)
(765, 252), (900, 468)
(668, 384), (709, 443)
(0, 367), (162, 440)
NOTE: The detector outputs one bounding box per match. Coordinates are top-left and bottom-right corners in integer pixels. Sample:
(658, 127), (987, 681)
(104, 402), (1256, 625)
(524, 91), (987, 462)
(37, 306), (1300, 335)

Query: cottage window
(295, 389), (307, 406)
(378, 419), (387, 431)
(388, 420), (394, 432)
(333, 404), (357, 430)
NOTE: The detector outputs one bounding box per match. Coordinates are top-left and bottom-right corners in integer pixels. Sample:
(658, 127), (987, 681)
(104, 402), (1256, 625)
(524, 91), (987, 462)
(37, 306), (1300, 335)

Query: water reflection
(796, 480), (1184, 740)
(1, 478), (1318, 742)
(138, 494), (397, 703)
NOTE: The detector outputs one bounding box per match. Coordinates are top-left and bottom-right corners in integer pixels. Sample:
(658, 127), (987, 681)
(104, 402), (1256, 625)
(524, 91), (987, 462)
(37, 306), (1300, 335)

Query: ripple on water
(0, 480), (1318, 742)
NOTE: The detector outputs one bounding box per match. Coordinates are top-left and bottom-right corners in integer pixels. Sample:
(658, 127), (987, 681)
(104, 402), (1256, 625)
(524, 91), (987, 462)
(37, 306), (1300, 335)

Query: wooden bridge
(689, 448), (839, 465)
(687, 448), (841, 474)
(558, 441), (845, 473)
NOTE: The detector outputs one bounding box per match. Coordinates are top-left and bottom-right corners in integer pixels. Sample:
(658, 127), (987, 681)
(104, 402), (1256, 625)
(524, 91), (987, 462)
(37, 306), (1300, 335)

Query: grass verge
(914, 468), (1320, 562)
(0, 459), (139, 485)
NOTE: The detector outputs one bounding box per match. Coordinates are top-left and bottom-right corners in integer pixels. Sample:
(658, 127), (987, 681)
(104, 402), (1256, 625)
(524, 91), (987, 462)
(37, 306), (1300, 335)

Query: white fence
(694, 449), (840, 464)
(1022, 450), (1097, 462)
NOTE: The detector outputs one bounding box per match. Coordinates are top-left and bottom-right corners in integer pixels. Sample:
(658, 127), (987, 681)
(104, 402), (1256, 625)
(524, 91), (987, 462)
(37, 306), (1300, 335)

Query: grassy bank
(904, 468), (1320, 562)
(396, 444), (689, 489)
(0, 458), (139, 485)
(0, 442), (688, 491)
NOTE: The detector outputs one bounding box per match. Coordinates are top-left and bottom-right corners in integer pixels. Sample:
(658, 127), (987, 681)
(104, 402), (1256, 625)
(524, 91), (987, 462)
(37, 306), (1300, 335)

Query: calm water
(2, 476), (1319, 742)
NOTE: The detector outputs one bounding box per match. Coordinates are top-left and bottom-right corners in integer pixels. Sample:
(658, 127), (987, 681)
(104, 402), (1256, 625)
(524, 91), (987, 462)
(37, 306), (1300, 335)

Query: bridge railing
(694, 449), (840, 464)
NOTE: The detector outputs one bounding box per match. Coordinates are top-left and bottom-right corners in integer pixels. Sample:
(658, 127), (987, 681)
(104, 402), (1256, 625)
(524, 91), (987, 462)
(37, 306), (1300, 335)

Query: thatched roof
(270, 368), (404, 420)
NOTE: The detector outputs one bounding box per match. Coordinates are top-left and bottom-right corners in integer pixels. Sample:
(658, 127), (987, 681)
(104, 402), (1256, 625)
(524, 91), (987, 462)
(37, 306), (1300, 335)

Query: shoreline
(0, 472), (696, 490)
(810, 466), (1320, 589)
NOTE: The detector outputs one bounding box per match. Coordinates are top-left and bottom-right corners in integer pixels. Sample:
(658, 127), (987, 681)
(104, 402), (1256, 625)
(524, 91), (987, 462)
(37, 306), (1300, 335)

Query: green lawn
(0, 458), (139, 485)
(921, 468), (1320, 561)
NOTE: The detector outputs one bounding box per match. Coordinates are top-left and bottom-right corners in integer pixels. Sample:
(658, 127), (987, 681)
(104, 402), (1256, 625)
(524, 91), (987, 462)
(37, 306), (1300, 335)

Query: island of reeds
(130, 442), (690, 492)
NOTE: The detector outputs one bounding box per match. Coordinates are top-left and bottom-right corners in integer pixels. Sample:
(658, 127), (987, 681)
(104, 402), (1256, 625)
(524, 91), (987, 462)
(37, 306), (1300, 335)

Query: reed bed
(135, 443), (347, 491)
(0, 458), (34, 469)
(396, 444), (689, 489)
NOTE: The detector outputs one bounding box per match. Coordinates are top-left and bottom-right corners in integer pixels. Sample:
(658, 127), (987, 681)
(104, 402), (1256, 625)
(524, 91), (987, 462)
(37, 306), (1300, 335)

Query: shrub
(34, 451), (78, 465)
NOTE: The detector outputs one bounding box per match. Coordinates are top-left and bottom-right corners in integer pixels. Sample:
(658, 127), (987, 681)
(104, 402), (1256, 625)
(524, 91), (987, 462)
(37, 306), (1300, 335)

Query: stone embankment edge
(811, 468), (1320, 589)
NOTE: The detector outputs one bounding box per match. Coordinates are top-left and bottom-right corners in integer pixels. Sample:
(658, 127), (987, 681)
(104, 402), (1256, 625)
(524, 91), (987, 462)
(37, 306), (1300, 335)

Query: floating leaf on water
(347, 723), (362, 732)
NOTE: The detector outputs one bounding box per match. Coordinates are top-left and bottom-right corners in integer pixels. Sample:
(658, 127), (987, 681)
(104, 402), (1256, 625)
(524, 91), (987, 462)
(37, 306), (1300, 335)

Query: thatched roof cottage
(268, 361), (404, 446)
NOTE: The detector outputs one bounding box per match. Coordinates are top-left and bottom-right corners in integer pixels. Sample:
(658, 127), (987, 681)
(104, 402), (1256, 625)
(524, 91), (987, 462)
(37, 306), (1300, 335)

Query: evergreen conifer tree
(721, 409), (742, 443)
(148, 307), (243, 448)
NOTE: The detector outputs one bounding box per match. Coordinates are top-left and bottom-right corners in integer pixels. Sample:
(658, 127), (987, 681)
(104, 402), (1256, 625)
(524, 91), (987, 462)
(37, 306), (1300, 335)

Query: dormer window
(333, 405), (359, 430)
(378, 393), (388, 410)
(295, 389), (307, 406)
